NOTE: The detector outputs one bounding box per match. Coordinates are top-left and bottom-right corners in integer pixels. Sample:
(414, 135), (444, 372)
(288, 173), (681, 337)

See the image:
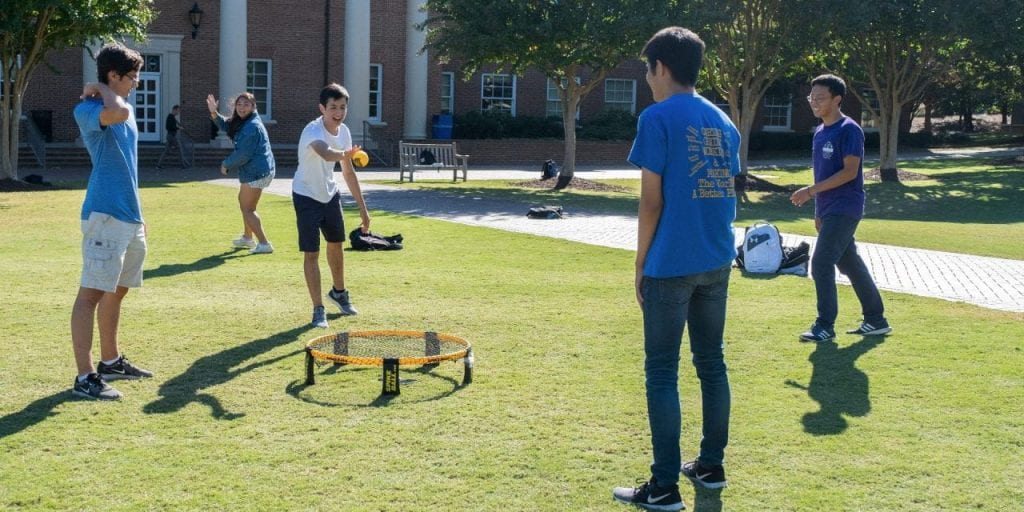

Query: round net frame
(304, 330), (473, 395)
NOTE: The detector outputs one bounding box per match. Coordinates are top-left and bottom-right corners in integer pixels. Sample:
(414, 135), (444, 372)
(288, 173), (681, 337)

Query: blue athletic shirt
(813, 116), (865, 219)
(74, 97), (142, 224)
(628, 92), (740, 278)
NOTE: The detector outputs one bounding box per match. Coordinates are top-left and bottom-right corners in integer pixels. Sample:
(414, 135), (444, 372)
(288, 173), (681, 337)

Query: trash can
(431, 114), (453, 140)
(31, 110), (53, 142)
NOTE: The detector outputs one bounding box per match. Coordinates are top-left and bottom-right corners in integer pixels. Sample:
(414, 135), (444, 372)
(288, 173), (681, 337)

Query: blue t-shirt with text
(813, 116), (865, 219)
(628, 92), (740, 278)
(74, 97), (142, 223)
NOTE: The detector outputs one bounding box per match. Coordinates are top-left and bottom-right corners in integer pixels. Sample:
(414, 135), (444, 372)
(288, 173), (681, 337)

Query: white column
(403, 1), (428, 139)
(343, 0), (371, 143)
(216, 0), (247, 147)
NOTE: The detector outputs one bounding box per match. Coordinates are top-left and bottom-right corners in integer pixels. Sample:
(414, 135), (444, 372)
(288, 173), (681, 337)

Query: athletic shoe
(232, 236), (257, 249)
(326, 288), (358, 316)
(681, 459), (728, 489)
(311, 306), (329, 328)
(846, 320), (892, 336)
(250, 242), (274, 254)
(71, 373), (122, 401)
(612, 478), (684, 511)
(97, 356), (153, 380)
(799, 323), (836, 343)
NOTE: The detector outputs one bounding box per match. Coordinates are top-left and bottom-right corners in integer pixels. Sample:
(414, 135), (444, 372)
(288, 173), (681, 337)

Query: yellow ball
(352, 149), (369, 168)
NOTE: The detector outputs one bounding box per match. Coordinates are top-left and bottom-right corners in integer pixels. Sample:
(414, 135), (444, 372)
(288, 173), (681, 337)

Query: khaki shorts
(80, 212), (147, 292)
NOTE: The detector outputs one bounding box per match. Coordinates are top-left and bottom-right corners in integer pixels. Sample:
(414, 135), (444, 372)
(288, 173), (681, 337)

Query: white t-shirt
(293, 117), (352, 203)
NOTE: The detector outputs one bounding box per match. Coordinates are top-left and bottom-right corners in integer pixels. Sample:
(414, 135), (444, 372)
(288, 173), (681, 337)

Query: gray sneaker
(326, 288), (358, 316)
(72, 373), (122, 401)
(97, 356), (153, 381)
(311, 305), (329, 328)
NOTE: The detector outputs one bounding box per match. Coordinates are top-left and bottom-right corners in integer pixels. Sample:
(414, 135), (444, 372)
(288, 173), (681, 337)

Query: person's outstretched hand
(206, 94), (218, 116)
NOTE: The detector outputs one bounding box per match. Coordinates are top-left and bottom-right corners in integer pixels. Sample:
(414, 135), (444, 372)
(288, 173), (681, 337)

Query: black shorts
(293, 192), (345, 252)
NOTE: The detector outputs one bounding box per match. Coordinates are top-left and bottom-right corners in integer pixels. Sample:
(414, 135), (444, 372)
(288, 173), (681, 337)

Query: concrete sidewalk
(210, 173), (1024, 314)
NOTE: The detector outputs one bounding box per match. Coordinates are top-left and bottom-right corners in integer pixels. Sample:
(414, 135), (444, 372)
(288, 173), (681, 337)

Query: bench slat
(398, 141), (469, 182)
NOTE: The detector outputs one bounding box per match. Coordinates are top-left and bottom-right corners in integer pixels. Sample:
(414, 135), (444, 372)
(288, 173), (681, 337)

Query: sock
(78, 373), (92, 382)
(332, 287), (345, 294)
(101, 356), (121, 366)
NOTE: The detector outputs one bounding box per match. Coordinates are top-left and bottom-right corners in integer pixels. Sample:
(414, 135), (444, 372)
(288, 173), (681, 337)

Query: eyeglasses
(806, 95), (832, 104)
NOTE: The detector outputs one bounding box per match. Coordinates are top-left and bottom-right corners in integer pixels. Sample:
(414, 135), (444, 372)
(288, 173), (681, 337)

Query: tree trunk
(923, 102), (933, 134)
(878, 106), (902, 182)
(0, 77), (21, 181)
(555, 90), (579, 190)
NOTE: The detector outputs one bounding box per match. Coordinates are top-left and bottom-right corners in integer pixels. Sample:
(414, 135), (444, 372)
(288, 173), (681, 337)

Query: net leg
(304, 348), (316, 386)
(382, 358), (401, 396)
(462, 348), (474, 385)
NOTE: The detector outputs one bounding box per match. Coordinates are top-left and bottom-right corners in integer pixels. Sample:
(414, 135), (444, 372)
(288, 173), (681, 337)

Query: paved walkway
(208, 149), (1024, 313)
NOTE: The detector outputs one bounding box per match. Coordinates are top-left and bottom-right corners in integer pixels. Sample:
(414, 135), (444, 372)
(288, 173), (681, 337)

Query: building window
(247, 59), (271, 118)
(481, 73), (515, 115)
(369, 64), (382, 121)
(761, 94), (792, 131)
(546, 77), (581, 119)
(440, 72), (454, 114)
(604, 79), (636, 113)
(860, 88), (880, 130)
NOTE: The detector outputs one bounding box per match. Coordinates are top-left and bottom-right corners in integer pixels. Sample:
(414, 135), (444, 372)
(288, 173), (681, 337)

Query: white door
(133, 72), (160, 142)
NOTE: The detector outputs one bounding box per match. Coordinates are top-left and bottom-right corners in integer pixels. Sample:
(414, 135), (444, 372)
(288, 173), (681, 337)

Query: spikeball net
(304, 330), (473, 395)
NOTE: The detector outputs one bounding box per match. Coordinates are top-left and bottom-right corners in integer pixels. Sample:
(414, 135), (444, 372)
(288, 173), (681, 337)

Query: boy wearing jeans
(71, 43), (153, 400)
(613, 27), (740, 511)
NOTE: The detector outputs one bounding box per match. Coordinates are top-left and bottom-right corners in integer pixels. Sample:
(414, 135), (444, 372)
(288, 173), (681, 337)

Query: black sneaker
(97, 356), (153, 381)
(326, 288), (358, 316)
(681, 460), (727, 489)
(799, 323), (836, 343)
(612, 478), (684, 511)
(71, 373), (122, 401)
(846, 320), (892, 336)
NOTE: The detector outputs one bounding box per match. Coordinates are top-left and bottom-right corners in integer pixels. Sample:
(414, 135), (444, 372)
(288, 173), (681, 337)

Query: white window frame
(480, 73), (516, 115)
(860, 88), (880, 131)
(603, 78), (636, 114)
(440, 72), (455, 114)
(761, 93), (792, 131)
(368, 64), (383, 121)
(246, 59), (272, 119)
(546, 77), (581, 120)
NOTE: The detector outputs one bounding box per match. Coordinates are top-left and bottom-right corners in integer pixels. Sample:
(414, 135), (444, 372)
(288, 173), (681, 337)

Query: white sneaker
(250, 242), (274, 254)
(233, 236), (257, 249)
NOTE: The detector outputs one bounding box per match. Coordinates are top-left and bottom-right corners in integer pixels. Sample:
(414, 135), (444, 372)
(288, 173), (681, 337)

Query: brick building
(17, 0), (892, 166)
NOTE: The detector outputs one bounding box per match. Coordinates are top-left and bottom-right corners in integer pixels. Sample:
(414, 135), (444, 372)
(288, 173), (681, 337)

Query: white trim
(603, 78), (636, 114)
(481, 73), (516, 115)
(368, 63), (382, 122)
(247, 58), (272, 119)
(440, 72), (455, 114)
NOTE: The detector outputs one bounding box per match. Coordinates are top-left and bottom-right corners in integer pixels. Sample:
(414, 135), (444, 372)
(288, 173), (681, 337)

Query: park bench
(398, 141), (469, 182)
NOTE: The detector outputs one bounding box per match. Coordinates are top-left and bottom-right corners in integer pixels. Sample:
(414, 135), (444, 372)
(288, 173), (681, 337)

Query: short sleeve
(627, 111), (667, 175)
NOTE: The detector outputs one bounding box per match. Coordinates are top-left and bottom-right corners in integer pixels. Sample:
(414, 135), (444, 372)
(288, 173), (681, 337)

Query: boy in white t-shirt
(292, 83), (371, 328)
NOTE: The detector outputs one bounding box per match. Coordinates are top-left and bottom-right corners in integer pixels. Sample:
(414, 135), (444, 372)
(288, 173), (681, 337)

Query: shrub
(452, 110), (563, 139)
(577, 109), (638, 141)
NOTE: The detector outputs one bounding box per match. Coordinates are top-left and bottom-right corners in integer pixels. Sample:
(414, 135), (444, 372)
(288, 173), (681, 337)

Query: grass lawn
(1, 182), (1021, 511)
(397, 155), (1024, 260)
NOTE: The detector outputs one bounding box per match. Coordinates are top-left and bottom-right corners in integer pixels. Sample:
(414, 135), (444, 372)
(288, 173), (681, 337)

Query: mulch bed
(510, 176), (632, 192)
(0, 178), (58, 192)
(863, 167), (931, 181)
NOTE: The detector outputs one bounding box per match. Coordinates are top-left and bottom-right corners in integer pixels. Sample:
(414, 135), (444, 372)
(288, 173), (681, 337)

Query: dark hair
(811, 74), (846, 101)
(171, 104), (180, 110)
(319, 83), (350, 107)
(226, 92), (257, 139)
(95, 43), (143, 84)
(641, 27), (704, 88)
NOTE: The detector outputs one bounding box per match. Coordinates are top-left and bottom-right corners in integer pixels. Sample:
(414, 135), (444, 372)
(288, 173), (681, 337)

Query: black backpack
(349, 229), (404, 251)
(540, 159), (558, 180)
(418, 149), (436, 165)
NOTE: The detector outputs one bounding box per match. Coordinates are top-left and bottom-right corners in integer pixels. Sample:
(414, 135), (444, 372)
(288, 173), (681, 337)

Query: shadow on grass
(285, 363), (467, 407)
(691, 486), (724, 512)
(144, 249), (246, 280)
(363, 184), (639, 218)
(143, 325), (308, 419)
(785, 335), (886, 435)
(738, 165), (1024, 225)
(0, 391), (69, 439)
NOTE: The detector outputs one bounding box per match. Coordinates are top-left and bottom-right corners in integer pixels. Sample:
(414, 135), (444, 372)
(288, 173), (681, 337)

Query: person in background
(156, 104), (189, 169)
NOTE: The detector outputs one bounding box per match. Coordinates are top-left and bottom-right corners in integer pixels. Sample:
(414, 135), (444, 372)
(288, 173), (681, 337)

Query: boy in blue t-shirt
(613, 27), (740, 512)
(70, 44), (153, 401)
(790, 74), (890, 343)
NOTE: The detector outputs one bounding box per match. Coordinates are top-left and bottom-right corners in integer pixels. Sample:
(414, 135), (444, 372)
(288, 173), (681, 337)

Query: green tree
(0, 0), (153, 181)
(683, 0), (833, 177)
(832, 0), (969, 181)
(421, 0), (669, 183)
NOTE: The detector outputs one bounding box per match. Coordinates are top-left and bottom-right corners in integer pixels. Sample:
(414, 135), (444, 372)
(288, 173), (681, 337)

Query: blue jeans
(811, 214), (885, 328)
(642, 264), (732, 486)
